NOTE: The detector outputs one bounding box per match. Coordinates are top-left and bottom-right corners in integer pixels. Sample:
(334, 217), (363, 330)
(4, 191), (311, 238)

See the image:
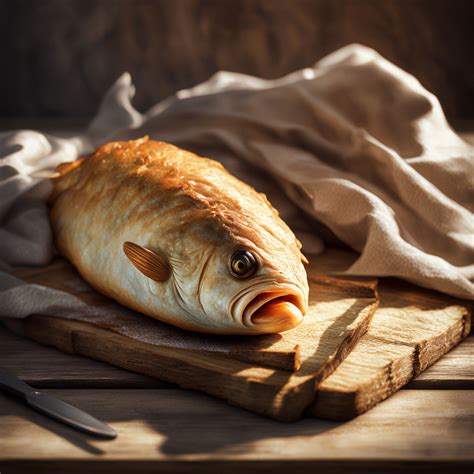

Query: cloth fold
(1, 44), (473, 323)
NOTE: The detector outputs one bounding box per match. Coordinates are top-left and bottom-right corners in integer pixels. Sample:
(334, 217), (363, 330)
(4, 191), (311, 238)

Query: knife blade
(0, 367), (117, 439)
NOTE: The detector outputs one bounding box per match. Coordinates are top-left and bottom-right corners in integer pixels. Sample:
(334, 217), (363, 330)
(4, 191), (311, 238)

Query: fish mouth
(241, 287), (306, 333)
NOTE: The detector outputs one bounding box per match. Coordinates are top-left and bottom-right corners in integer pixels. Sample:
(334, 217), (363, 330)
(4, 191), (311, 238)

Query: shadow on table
(3, 388), (344, 457)
(156, 408), (343, 456)
(127, 388), (345, 456)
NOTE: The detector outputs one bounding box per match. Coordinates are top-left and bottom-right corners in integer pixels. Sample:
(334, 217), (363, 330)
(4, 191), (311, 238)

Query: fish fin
(123, 241), (171, 282)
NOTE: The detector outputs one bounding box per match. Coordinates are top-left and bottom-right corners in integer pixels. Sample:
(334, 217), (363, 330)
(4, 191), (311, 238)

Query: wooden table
(0, 325), (473, 473)
(1, 121), (473, 472)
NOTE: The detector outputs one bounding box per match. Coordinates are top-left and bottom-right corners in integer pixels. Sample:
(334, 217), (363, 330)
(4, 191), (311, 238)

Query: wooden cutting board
(7, 258), (378, 421)
(13, 260), (377, 372)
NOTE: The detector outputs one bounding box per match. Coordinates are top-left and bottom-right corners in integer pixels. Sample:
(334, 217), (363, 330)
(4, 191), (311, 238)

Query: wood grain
(1, 0), (473, 120)
(0, 389), (472, 473)
(408, 336), (474, 389)
(310, 279), (471, 419)
(2, 325), (471, 390)
(0, 326), (169, 388)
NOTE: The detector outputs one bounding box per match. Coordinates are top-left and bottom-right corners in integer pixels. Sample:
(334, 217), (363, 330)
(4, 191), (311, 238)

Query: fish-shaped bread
(49, 137), (309, 334)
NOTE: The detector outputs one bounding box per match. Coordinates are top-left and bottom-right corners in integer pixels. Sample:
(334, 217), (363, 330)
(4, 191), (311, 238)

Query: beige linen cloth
(1, 44), (473, 332)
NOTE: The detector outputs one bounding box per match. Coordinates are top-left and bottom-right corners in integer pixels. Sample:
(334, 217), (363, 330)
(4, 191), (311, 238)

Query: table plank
(1, 325), (473, 390)
(0, 326), (170, 388)
(0, 389), (472, 473)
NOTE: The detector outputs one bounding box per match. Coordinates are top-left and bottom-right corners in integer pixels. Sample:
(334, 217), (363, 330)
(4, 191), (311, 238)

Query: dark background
(1, 0), (473, 120)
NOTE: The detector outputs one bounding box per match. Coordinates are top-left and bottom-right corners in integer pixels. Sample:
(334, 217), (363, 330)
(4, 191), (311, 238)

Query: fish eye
(229, 250), (259, 279)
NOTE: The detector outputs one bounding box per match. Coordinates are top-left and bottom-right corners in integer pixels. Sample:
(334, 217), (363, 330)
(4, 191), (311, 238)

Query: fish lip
(231, 281), (307, 330)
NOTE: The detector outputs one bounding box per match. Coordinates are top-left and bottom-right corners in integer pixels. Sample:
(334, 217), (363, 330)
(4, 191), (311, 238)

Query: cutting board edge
(4, 314), (320, 422)
(310, 304), (472, 420)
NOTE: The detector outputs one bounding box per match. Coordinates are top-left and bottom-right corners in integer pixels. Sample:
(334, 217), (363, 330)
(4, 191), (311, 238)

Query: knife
(0, 367), (117, 439)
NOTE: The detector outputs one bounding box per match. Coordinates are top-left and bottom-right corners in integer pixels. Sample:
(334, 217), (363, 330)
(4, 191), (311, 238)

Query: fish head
(196, 237), (309, 334)
(189, 199), (309, 334)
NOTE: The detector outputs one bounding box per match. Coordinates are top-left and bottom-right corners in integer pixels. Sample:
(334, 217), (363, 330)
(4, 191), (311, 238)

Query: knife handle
(0, 367), (35, 399)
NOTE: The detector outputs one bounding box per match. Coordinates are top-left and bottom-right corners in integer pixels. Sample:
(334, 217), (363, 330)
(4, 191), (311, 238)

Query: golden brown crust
(51, 137), (303, 265)
(48, 137), (308, 334)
